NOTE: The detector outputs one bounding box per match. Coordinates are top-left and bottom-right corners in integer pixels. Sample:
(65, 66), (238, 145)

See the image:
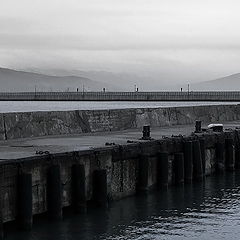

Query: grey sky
(0, 0), (240, 84)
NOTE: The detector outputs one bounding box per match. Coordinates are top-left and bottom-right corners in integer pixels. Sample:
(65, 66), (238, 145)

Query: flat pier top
(0, 121), (239, 160)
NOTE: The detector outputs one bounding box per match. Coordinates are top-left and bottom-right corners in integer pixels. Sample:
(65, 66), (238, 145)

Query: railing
(0, 91), (240, 101)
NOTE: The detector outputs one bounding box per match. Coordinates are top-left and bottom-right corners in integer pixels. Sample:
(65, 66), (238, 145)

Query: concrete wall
(0, 104), (240, 140)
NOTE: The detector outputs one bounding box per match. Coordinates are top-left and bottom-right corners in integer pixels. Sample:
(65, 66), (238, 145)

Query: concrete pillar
(225, 138), (235, 171)
(157, 152), (169, 189)
(18, 172), (32, 230)
(192, 140), (203, 181)
(183, 141), (193, 183)
(200, 139), (206, 176)
(71, 164), (87, 213)
(92, 169), (108, 208)
(47, 165), (62, 220)
(138, 155), (149, 192)
(216, 142), (225, 172)
(174, 153), (184, 185)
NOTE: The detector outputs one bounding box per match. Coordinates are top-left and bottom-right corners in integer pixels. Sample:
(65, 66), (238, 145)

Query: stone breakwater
(0, 104), (239, 140)
(0, 128), (239, 236)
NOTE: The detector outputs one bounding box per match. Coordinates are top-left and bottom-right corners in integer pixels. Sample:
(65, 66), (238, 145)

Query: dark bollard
(235, 145), (240, 169)
(195, 120), (202, 133)
(157, 152), (169, 189)
(18, 172), (32, 231)
(200, 139), (206, 176)
(47, 165), (62, 220)
(72, 164), (87, 213)
(215, 142), (225, 172)
(138, 155), (149, 192)
(92, 169), (108, 208)
(183, 141), (193, 183)
(174, 153), (184, 185)
(142, 125), (151, 140)
(192, 140), (203, 181)
(225, 138), (235, 171)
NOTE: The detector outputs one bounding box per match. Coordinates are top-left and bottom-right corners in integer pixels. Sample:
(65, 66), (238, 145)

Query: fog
(0, 0), (240, 88)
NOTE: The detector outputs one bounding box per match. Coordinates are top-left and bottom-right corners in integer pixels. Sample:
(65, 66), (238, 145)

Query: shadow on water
(5, 171), (240, 240)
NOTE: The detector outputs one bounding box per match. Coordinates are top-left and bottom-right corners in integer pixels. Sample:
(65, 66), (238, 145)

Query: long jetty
(1, 91), (240, 101)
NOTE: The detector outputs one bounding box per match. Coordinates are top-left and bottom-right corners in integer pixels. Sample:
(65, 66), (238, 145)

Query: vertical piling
(18, 172), (32, 230)
(225, 138), (235, 171)
(47, 165), (62, 220)
(183, 141), (193, 183)
(157, 152), (169, 189)
(200, 139), (206, 176)
(72, 164), (87, 213)
(192, 140), (203, 181)
(92, 169), (108, 208)
(216, 141), (225, 172)
(174, 153), (184, 185)
(195, 120), (202, 133)
(138, 155), (149, 192)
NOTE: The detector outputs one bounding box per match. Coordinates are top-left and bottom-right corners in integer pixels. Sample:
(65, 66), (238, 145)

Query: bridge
(0, 91), (240, 101)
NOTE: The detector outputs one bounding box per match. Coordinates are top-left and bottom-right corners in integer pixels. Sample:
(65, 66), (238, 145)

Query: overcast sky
(0, 0), (240, 84)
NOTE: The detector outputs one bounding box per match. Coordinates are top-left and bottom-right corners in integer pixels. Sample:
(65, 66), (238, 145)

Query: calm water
(0, 101), (239, 113)
(6, 172), (240, 240)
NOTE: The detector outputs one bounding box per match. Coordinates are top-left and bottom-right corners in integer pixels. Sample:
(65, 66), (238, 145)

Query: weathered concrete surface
(0, 104), (239, 140)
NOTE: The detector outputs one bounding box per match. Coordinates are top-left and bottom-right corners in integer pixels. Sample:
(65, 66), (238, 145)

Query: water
(0, 101), (239, 113)
(5, 172), (240, 240)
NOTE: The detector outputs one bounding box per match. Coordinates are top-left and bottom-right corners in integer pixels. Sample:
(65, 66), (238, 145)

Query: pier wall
(0, 104), (239, 140)
(0, 129), (239, 226)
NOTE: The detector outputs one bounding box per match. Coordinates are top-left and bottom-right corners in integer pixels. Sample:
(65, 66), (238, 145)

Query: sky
(0, 0), (240, 85)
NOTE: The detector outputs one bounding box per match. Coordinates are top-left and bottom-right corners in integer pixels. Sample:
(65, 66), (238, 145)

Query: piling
(192, 140), (203, 181)
(225, 138), (235, 171)
(199, 139), (206, 176)
(47, 165), (62, 220)
(157, 152), (169, 189)
(235, 145), (240, 169)
(138, 155), (149, 192)
(195, 120), (202, 133)
(92, 169), (108, 208)
(216, 141), (225, 172)
(18, 172), (32, 231)
(183, 141), (193, 183)
(174, 153), (184, 185)
(72, 164), (87, 213)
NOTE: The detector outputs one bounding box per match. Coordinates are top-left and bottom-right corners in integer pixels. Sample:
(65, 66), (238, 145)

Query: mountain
(0, 67), (119, 92)
(191, 73), (240, 91)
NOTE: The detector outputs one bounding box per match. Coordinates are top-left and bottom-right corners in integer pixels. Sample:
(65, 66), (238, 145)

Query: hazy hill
(0, 67), (119, 92)
(191, 73), (240, 91)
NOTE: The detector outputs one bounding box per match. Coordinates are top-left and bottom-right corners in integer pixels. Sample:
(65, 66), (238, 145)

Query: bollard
(142, 125), (151, 140)
(174, 153), (184, 185)
(72, 164), (87, 213)
(195, 120), (202, 133)
(157, 152), (169, 189)
(235, 145), (240, 169)
(215, 142), (225, 172)
(18, 172), (32, 231)
(199, 139), (206, 176)
(138, 155), (149, 192)
(47, 165), (62, 220)
(92, 169), (108, 208)
(192, 140), (203, 181)
(183, 141), (193, 183)
(225, 138), (235, 171)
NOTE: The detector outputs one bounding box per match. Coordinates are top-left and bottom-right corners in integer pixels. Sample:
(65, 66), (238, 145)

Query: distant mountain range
(0, 67), (119, 92)
(1, 67), (240, 92)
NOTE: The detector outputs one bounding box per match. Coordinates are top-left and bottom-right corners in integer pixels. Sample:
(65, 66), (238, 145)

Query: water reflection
(6, 171), (240, 240)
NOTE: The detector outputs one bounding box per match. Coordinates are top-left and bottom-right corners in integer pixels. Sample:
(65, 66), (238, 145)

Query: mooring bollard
(174, 153), (184, 185)
(138, 155), (149, 192)
(142, 125), (151, 140)
(195, 120), (202, 133)
(47, 165), (62, 220)
(72, 164), (87, 213)
(215, 141), (225, 172)
(225, 138), (235, 171)
(92, 169), (108, 208)
(157, 152), (169, 189)
(192, 140), (203, 181)
(183, 141), (193, 183)
(18, 172), (32, 231)
(235, 145), (240, 169)
(199, 139), (206, 176)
